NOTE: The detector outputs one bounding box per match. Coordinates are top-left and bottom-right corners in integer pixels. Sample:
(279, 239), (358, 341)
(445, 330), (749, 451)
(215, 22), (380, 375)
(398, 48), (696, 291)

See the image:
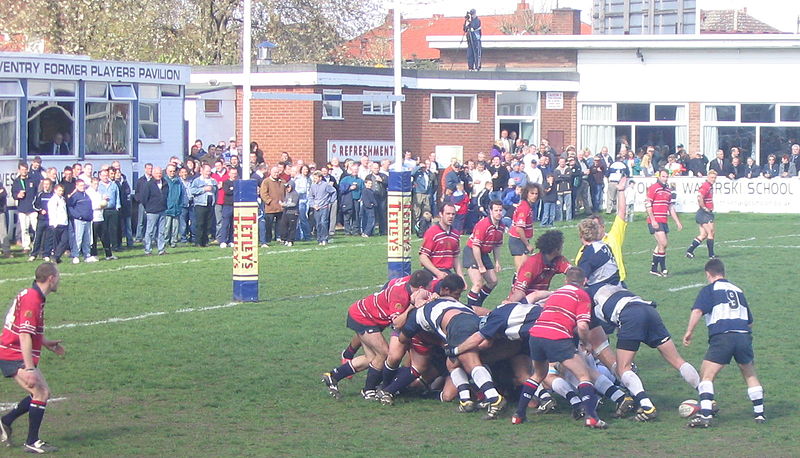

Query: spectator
(744, 157), (761, 179)
(570, 155), (590, 217)
(339, 164), (364, 236)
(538, 155), (553, 178)
(779, 154), (797, 178)
(211, 159), (229, 244)
(524, 157), (543, 185)
(402, 150), (417, 170)
(178, 167), (194, 243)
(218, 168), (238, 248)
(686, 151), (707, 177)
(488, 155), (509, 201)
(509, 161), (528, 188)
(190, 164), (217, 247)
(0, 184), (10, 258)
(365, 162), (388, 236)
(554, 157), (573, 221)
(67, 179), (93, 263)
(625, 149), (640, 176)
(470, 161), (492, 198)
(113, 168), (133, 249)
(11, 162), (38, 252)
(708, 149), (732, 176)
(294, 164), (312, 242)
(278, 180), (300, 246)
(98, 169), (120, 252)
(229, 155), (242, 178)
(164, 164), (186, 249)
(259, 166), (286, 245)
(29, 179), (53, 262)
(87, 177), (112, 261)
(139, 166), (169, 255)
(308, 171), (336, 246)
(540, 174), (557, 227)
(47, 184), (69, 263)
(411, 162), (435, 224)
(280, 151), (293, 167)
(640, 151), (654, 177)
(320, 166), (339, 237)
(791, 143), (800, 172)
(447, 181), (470, 232)
(134, 163), (153, 242)
(730, 156), (746, 180)
(28, 156), (44, 188)
(606, 155), (628, 214)
(665, 154), (684, 176)
(588, 155), (606, 213)
(761, 154), (779, 179)
(361, 178), (377, 237)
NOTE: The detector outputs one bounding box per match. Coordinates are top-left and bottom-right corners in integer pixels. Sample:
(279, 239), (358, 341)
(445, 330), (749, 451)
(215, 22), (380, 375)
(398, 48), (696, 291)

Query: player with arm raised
(464, 201), (505, 309)
(321, 270), (435, 400)
(686, 170), (718, 260)
(683, 259), (765, 427)
(506, 230), (571, 304)
(645, 170), (682, 277)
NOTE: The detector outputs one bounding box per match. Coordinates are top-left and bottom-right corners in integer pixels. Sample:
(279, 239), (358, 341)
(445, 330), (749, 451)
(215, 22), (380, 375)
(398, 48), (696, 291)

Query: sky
(387, 0), (800, 33)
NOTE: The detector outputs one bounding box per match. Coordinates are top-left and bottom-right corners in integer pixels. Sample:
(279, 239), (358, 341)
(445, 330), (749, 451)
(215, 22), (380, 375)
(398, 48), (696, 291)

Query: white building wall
(577, 48), (800, 103)
(184, 88), (236, 150)
(137, 97), (186, 174)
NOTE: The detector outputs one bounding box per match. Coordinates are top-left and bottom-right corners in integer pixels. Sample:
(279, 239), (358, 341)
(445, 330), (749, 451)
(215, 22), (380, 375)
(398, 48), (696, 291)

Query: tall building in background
(592, 0), (697, 34)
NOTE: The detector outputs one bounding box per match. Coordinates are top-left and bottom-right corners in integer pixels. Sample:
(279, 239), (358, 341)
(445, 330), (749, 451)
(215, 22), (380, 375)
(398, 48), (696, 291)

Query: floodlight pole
(233, 0), (259, 302)
(387, 1), (412, 280)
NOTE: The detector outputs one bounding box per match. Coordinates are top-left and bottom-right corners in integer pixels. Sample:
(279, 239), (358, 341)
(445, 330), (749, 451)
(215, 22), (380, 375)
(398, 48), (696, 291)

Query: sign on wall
(629, 176), (800, 214)
(545, 92), (564, 110)
(0, 56), (189, 85)
(327, 140), (395, 162)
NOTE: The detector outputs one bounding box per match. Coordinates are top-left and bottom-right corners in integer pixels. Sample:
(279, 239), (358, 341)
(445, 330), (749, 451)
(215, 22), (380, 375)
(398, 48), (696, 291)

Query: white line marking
(729, 245), (800, 249)
(0, 242), (371, 285)
(723, 237), (756, 243)
(668, 283), (705, 292)
(0, 397), (67, 410)
(49, 284), (382, 330)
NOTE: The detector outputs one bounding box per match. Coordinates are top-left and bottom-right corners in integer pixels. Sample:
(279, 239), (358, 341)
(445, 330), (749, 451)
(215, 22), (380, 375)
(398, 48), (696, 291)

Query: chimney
(516, 1), (530, 12)
(432, 13), (444, 20)
(386, 8), (394, 26)
(552, 8), (582, 35)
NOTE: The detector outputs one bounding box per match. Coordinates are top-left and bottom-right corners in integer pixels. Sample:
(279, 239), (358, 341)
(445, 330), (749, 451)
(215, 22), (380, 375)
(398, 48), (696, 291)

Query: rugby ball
(678, 399), (700, 418)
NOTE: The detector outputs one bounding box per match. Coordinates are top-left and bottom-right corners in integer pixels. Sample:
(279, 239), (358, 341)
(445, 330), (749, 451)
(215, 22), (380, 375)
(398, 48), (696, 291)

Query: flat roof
(428, 33), (800, 50)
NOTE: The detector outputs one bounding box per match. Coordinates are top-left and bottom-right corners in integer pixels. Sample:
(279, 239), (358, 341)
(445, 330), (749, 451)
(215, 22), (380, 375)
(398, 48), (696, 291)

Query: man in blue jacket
(339, 164), (364, 236)
(67, 180), (93, 263)
(139, 167), (169, 255)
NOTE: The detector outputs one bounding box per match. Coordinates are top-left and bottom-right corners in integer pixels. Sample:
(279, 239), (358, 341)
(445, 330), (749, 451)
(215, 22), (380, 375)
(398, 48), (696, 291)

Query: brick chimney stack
(516, 1), (530, 12)
(552, 8), (582, 35)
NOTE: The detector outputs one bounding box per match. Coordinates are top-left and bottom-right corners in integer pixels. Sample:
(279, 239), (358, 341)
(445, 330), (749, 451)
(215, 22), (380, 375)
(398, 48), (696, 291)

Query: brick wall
(539, 92), (577, 151)
(439, 48), (577, 71)
(402, 89), (496, 162)
(688, 102), (701, 154)
(552, 8), (582, 35)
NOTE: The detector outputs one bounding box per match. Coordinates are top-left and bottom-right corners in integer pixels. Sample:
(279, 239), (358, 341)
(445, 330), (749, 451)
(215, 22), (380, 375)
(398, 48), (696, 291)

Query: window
(322, 90), (342, 119)
(0, 99), (18, 156)
(741, 104), (775, 123)
(138, 84), (159, 140)
(617, 103), (649, 122)
(110, 84), (137, 101)
(362, 91), (393, 115)
(204, 99), (221, 114)
(160, 85), (181, 97)
(27, 81), (77, 156)
(0, 81), (24, 97)
(85, 102), (130, 155)
(86, 82), (108, 99)
(705, 105), (735, 122)
(431, 94), (476, 121)
(780, 106), (800, 123)
(654, 105), (679, 121)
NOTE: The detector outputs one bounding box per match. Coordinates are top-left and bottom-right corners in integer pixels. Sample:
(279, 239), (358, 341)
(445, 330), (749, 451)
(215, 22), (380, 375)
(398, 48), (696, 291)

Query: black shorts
(647, 222), (670, 235)
(616, 303), (671, 351)
(462, 248), (494, 270)
(529, 336), (577, 363)
(346, 314), (385, 335)
(0, 360), (25, 378)
(705, 333), (754, 365)
(589, 313), (617, 335)
(695, 209), (715, 225)
(445, 313), (481, 348)
(508, 237), (528, 256)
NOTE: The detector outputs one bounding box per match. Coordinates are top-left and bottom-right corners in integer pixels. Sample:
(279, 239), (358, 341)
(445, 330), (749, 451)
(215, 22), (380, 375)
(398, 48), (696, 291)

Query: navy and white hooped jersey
(578, 241), (621, 297)
(479, 301), (543, 342)
(403, 298), (475, 340)
(692, 279), (752, 337)
(591, 283), (654, 326)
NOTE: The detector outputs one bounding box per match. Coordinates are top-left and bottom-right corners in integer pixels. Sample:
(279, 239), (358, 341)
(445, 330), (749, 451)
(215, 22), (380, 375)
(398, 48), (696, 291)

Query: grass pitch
(0, 213), (798, 456)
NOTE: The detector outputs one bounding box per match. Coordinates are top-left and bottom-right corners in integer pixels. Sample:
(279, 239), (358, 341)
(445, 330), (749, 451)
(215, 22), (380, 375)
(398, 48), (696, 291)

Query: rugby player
(402, 275), (507, 419)
(683, 259), (765, 427)
(508, 184), (542, 272)
(685, 170), (718, 260)
(514, 268), (608, 428)
(645, 169), (682, 277)
(321, 270), (435, 400)
(0, 263), (64, 454)
(419, 203), (463, 280)
(505, 230), (571, 304)
(464, 201), (505, 308)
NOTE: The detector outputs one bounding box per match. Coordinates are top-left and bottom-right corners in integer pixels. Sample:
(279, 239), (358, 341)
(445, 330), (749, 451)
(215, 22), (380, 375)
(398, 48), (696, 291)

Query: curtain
(703, 106), (719, 161)
(580, 105), (615, 155)
(675, 105), (687, 151)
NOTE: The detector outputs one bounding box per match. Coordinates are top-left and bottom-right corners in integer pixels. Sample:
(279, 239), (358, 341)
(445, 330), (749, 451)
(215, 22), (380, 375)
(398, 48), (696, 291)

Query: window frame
(362, 90), (394, 116)
(138, 84), (161, 142)
(203, 99), (222, 117)
(429, 94), (478, 123)
(322, 89), (343, 120)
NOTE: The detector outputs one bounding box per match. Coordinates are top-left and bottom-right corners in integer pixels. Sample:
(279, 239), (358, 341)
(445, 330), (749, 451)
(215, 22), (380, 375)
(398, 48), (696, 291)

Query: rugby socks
(620, 370), (654, 409)
(450, 368), (472, 402)
(687, 238), (702, 254)
(26, 400), (46, 446)
(680, 362), (700, 389)
(698, 380), (715, 417)
(466, 290), (481, 307)
(341, 343), (359, 360)
(707, 239), (715, 258)
(382, 366), (420, 395)
(381, 361), (399, 388)
(516, 378), (539, 418)
(1, 395), (31, 425)
(477, 286), (495, 307)
(748, 386), (765, 419)
(650, 252), (666, 273)
(534, 385), (553, 405)
(330, 361), (356, 382)
(577, 382), (599, 419)
(364, 363), (383, 391)
(471, 366), (499, 403)
(552, 377), (582, 406)
(594, 374), (625, 403)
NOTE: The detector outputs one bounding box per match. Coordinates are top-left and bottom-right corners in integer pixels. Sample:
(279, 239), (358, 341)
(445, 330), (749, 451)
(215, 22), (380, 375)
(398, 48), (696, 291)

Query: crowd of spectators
(1, 135), (798, 261)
